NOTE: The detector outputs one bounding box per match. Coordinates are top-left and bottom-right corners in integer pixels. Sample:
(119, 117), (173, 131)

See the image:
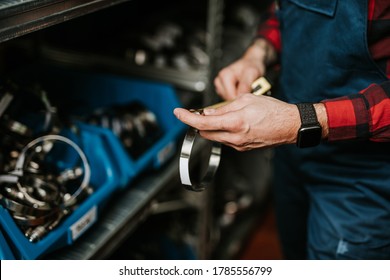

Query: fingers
(173, 108), (217, 131)
(173, 107), (235, 132)
(214, 64), (264, 100)
(214, 68), (238, 100)
(173, 107), (257, 151)
(214, 77), (228, 99)
(237, 68), (261, 94)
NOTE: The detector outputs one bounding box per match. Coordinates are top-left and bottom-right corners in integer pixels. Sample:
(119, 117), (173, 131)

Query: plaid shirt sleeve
(322, 81), (390, 142)
(256, 2), (281, 53)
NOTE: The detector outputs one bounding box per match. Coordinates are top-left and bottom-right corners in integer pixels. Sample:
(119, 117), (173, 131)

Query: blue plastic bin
(0, 123), (124, 259)
(0, 229), (15, 260)
(41, 67), (186, 188)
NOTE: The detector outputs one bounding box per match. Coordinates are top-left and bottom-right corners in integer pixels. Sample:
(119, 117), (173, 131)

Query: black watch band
(296, 103), (322, 148)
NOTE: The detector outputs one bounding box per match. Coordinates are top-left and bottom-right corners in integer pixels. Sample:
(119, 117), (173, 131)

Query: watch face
(297, 125), (322, 148)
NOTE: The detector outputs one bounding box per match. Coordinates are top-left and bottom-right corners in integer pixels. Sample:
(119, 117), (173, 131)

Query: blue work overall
(273, 0), (390, 259)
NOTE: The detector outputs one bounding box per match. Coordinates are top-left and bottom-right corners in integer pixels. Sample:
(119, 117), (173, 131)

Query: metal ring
(179, 109), (221, 192)
(12, 211), (60, 227)
(10, 134), (91, 207)
(0, 193), (53, 217)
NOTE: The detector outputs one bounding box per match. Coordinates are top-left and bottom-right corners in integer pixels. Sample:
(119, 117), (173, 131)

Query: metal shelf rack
(0, 0), (131, 43)
(39, 45), (209, 93)
(0, 0), (225, 260)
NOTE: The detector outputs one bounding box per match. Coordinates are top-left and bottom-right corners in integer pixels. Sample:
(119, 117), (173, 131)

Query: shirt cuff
(322, 95), (370, 142)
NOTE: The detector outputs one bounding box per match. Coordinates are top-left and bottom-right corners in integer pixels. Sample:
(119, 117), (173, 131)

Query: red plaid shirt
(258, 0), (390, 142)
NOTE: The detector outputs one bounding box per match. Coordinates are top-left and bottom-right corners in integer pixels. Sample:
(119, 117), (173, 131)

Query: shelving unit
(1, 0), (272, 261)
(0, 0), (225, 260)
(39, 45), (209, 93)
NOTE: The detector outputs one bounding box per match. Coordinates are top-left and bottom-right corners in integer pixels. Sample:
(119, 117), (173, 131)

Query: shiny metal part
(0, 92), (13, 118)
(179, 76), (273, 192)
(57, 167), (83, 184)
(6, 120), (32, 137)
(179, 109), (221, 192)
(0, 83), (94, 243)
(0, 193), (52, 216)
(0, 134), (92, 242)
(14, 135), (91, 207)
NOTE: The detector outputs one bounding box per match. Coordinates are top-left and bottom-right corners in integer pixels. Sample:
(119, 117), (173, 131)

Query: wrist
(314, 103), (329, 139)
(295, 103), (324, 148)
(245, 38), (277, 67)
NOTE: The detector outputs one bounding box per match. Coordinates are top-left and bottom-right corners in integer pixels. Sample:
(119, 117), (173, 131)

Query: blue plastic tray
(0, 124), (124, 259)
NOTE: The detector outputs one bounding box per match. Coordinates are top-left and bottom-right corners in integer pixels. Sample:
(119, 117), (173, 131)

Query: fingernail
(173, 108), (180, 119)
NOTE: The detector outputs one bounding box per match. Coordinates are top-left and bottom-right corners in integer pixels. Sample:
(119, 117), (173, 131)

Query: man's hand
(174, 94), (301, 151)
(213, 38), (277, 100)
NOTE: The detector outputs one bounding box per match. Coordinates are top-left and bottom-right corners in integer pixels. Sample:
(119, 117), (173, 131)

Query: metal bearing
(179, 109), (221, 192)
(178, 75), (274, 192)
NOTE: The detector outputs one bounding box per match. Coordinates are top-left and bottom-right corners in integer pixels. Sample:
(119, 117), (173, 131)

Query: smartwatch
(296, 103), (322, 148)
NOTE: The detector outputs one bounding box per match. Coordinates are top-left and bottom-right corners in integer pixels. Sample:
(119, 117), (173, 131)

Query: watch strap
(296, 103), (322, 148)
(296, 103), (319, 126)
